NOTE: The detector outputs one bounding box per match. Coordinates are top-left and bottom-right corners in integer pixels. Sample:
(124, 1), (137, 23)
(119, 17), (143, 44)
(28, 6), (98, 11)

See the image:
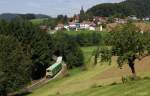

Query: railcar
(46, 56), (62, 78)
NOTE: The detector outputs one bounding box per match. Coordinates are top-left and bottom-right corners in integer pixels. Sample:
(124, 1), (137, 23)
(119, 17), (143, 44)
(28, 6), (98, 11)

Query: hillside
(58, 79), (150, 96)
(106, 22), (150, 32)
(30, 18), (48, 25)
(87, 0), (150, 17)
(28, 46), (150, 96)
(0, 13), (50, 21)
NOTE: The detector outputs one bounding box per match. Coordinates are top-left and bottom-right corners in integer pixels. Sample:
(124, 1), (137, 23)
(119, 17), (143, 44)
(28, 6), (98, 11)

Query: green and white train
(46, 56), (63, 78)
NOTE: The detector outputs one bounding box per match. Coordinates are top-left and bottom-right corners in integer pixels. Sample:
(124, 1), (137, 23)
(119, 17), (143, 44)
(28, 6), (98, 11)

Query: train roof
(46, 56), (63, 71)
(56, 56), (62, 63)
(46, 62), (61, 71)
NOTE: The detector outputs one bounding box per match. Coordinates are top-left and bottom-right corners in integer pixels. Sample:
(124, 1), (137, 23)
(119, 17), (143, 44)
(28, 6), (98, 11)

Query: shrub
(109, 82), (118, 86)
(143, 76), (150, 80)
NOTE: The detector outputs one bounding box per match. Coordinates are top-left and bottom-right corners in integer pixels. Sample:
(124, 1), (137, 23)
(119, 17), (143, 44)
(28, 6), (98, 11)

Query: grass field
(59, 78), (150, 96)
(28, 46), (150, 96)
(65, 30), (108, 37)
(144, 21), (150, 25)
(81, 46), (97, 68)
(30, 18), (48, 25)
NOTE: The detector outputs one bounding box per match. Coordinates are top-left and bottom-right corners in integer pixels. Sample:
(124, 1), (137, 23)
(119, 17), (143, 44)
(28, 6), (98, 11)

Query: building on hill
(80, 21), (90, 29)
(74, 15), (80, 23)
(40, 25), (51, 32)
(142, 17), (150, 21)
(114, 18), (127, 24)
(80, 21), (96, 31)
(93, 16), (107, 24)
(64, 25), (70, 31)
(55, 23), (64, 31)
(69, 22), (77, 29)
(128, 15), (139, 21)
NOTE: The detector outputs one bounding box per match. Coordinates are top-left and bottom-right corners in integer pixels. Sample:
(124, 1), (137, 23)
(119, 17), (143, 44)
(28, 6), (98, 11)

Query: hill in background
(87, 0), (150, 18)
(0, 13), (50, 21)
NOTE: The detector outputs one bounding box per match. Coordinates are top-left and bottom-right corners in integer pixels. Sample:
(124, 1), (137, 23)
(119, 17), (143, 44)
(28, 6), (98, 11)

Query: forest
(87, 0), (150, 18)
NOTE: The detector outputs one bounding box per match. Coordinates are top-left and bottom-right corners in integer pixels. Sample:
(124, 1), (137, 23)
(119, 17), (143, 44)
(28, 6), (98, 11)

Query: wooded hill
(87, 0), (150, 18)
(0, 13), (50, 21)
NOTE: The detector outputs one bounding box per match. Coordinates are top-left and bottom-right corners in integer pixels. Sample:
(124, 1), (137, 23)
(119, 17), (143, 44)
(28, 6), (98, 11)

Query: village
(40, 12), (150, 33)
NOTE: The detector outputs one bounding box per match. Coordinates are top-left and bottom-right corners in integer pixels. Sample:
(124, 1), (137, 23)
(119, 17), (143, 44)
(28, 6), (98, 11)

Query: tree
(52, 32), (84, 68)
(42, 18), (57, 30)
(70, 31), (102, 46)
(87, 0), (150, 18)
(56, 15), (66, 24)
(0, 18), (53, 80)
(9, 18), (52, 79)
(0, 35), (31, 96)
(18, 14), (36, 20)
(94, 23), (148, 79)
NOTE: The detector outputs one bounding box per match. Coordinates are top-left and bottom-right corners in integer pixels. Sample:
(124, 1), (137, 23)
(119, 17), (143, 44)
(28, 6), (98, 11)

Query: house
(80, 21), (90, 29)
(114, 18), (127, 24)
(89, 26), (95, 31)
(143, 17), (150, 21)
(74, 15), (80, 23)
(89, 22), (96, 31)
(128, 15), (138, 21)
(93, 16), (107, 24)
(64, 25), (70, 31)
(69, 22), (76, 29)
(55, 24), (64, 30)
(68, 22), (78, 31)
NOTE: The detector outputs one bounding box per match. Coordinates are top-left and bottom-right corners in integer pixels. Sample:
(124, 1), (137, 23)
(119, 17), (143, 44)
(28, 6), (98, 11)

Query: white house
(89, 26), (95, 31)
(80, 21), (90, 29)
(69, 22), (76, 29)
(64, 25), (70, 31)
(128, 15), (138, 21)
(143, 17), (150, 21)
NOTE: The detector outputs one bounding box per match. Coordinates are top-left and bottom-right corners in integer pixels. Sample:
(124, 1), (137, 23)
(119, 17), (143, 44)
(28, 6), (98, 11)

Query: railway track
(9, 61), (67, 96)
(27, 62), (67, 91)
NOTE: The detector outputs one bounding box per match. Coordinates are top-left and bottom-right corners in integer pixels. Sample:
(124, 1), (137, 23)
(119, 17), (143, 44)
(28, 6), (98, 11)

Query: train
(46, 56), (62, 78)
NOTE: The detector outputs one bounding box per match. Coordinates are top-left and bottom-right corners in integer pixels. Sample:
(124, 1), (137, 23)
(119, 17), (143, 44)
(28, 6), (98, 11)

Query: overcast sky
(0, 0), (124, 17)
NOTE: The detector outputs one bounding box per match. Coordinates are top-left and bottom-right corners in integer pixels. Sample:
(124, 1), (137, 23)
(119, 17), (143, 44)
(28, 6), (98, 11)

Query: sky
(0, 0), (124, 17)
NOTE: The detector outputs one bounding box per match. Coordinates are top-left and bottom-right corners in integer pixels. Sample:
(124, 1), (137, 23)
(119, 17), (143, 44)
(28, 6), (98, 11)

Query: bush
(109, 82), (118, 86)
(143, 76), (150, 80)
(121, 76), (141, 84)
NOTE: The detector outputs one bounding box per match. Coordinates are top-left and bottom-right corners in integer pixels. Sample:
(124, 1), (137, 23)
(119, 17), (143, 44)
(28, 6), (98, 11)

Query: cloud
(27, 2), (42, 9)
(0, 0), (124, 17)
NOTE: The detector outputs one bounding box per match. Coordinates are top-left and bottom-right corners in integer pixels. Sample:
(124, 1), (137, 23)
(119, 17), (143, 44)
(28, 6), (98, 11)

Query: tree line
(87, 0), (150, 18)
(67, 31), (102, 47)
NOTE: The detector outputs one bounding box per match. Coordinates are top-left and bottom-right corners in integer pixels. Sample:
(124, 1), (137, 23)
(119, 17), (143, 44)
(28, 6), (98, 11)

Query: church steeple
(79, 6), (86, 22)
